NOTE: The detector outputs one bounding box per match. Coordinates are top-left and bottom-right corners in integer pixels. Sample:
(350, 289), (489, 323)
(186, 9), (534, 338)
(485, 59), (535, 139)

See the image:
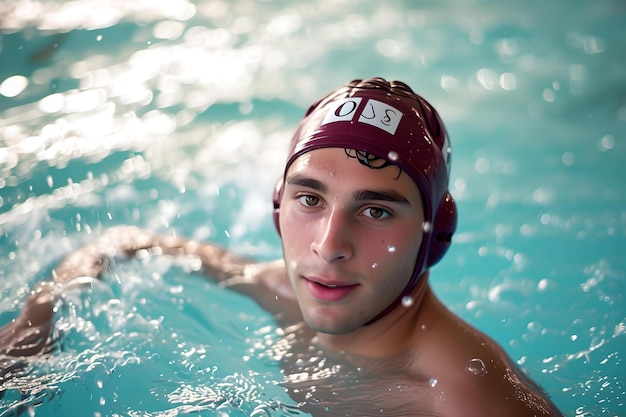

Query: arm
(1, 226), (297, 357)
(90, 226), (299, 321)
(125, 227), (300, 324)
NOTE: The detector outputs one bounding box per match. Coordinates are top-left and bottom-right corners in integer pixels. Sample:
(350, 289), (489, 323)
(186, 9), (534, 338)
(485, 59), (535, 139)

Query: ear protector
(272, 77), (457, 321)
(272, 178), (283, 236)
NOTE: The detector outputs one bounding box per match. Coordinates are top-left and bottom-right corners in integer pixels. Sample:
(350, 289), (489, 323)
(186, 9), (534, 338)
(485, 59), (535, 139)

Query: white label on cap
(321, 97), (363, 124)
(321, 98), (403, 135)
(358, 99), (402, 135)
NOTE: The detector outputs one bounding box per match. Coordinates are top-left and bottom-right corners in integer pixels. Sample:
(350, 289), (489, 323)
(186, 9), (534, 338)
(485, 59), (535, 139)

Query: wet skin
(0, 148), (563, 416)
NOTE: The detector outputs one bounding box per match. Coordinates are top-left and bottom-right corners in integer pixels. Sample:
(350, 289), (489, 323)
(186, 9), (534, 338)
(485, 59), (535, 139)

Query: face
(279, 147), (425, 334)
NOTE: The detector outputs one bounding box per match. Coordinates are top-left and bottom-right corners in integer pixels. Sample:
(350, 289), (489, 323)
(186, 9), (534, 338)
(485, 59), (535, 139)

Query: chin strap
(364, 270), (430, 326)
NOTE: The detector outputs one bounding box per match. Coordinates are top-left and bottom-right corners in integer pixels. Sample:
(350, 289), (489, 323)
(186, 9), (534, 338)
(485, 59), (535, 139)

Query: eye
(298, 195), (320, 207)
(363, 207), (390, 219)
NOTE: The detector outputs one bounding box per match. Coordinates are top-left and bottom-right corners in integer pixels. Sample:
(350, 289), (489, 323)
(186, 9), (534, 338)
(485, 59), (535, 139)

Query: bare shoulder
(413, 290), (563, 417)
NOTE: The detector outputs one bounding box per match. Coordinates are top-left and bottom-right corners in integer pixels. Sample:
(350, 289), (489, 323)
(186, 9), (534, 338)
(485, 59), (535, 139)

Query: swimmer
(0, 78), (563, 416)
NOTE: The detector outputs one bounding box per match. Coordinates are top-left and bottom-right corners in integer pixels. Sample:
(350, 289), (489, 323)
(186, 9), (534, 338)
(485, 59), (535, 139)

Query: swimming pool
(1, 0), (624, 415)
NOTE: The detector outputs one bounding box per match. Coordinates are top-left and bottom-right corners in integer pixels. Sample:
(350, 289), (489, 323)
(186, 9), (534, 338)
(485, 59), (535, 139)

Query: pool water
(1, 0), (625, 415)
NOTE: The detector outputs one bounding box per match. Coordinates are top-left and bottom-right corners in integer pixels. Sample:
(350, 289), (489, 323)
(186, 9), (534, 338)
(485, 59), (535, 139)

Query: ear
(425, 191), (457, 267)
(272, 178), (284, 236)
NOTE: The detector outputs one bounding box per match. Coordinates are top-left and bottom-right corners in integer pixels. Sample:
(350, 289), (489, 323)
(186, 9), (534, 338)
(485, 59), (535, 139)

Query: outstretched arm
(85, 226), (298, 320)
(0, 230), (118, 357)
(0, 226), (296, 357)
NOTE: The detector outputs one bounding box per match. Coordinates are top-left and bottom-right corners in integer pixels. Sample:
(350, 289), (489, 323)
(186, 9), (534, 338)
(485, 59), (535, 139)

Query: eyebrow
(353, 189), (410, 204)
(286, 174), (410, 204)
(286, 174), (328, 193)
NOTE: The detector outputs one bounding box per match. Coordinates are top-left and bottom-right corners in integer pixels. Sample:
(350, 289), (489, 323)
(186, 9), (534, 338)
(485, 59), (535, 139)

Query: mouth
(303, 276), (359, 302)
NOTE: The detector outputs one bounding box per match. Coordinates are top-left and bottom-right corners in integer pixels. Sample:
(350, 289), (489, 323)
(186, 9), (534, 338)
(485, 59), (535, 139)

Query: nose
(310, 209), (353, 262)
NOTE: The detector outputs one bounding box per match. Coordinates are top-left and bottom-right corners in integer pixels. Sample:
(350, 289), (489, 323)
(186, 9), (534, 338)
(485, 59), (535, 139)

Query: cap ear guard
(425, 191), (457, 267)
(272, 178), (283, 236)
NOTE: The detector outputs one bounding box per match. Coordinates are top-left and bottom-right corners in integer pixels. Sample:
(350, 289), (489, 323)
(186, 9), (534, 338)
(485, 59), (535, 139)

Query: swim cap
(273, 77), (457, 320)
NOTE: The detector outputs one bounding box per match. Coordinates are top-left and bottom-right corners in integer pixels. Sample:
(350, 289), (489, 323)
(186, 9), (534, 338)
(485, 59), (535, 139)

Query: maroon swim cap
(273, 77), (457, 321)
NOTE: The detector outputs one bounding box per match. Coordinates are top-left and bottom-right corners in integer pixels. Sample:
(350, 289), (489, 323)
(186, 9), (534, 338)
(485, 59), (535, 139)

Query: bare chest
(270, 333), (439, 417)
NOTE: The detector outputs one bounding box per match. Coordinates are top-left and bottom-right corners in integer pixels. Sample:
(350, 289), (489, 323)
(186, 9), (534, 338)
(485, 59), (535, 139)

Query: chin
(309, 325), (350, 335)
(303, 314), (365, 336)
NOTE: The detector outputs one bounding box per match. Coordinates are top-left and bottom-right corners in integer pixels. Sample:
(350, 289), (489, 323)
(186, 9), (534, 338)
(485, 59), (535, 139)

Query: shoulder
(413, 290), (562, 416)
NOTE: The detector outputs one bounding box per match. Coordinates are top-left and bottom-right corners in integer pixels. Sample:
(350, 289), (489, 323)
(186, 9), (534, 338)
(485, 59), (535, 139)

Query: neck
(315, 271), (431, 358)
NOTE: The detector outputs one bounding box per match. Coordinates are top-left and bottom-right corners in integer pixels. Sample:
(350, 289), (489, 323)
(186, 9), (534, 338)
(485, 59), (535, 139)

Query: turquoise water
(1, 0), (625, 415)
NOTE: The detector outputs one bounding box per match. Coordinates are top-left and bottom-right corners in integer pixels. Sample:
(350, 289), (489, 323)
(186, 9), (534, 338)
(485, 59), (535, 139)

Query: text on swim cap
(321, 98), (403, 135)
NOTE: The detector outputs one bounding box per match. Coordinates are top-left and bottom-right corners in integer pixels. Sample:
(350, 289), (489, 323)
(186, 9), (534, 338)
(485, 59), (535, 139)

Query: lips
(303, 276), (359, 302)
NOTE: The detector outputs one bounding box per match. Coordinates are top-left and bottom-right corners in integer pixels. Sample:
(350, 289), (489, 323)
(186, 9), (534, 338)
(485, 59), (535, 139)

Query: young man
(0, 78), (563, 416)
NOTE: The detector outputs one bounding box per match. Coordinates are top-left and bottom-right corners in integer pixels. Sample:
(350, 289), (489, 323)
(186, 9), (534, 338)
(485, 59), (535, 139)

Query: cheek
(279, 207), (311, 253)
(279, 210), (312, 281)
(376, 230), (423, 272)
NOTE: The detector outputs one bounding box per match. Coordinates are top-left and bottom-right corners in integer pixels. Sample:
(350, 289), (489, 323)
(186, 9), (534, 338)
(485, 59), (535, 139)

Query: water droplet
(466, 358), (488, 376)
(402, 296), (414, 307)
(387, 245), (396, 253)
(387, 151), (399, 161)
(599, 134), (615, 151)
(537, 278), (549, 291)
(527, 321), (542, 332)
(422, 222), (431, 233)
(0, 75), (28, 97)
(561, 151), (575, 166)
(429, 377), (438, 387)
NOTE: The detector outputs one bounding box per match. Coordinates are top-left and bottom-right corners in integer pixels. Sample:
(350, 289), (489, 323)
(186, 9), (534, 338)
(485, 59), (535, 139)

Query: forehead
(285, 147), (423, 201)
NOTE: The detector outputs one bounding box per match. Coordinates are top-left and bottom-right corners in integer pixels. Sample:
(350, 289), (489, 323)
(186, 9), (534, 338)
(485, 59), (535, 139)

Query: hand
(0, 283), (57, 357)
(0, 278), (100, 358)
